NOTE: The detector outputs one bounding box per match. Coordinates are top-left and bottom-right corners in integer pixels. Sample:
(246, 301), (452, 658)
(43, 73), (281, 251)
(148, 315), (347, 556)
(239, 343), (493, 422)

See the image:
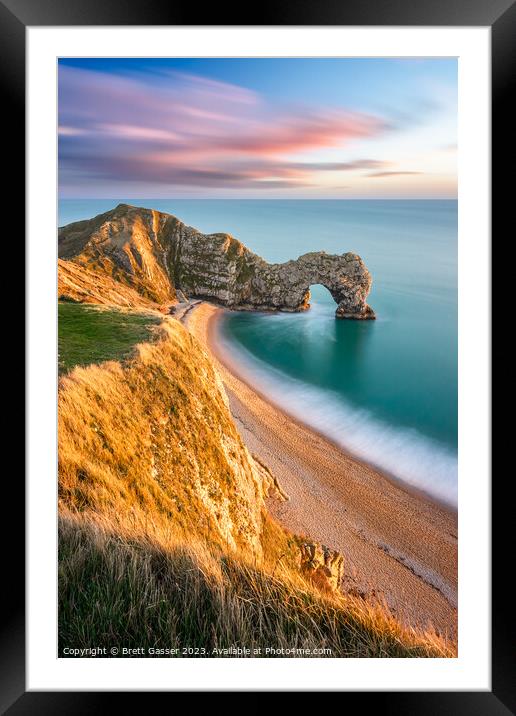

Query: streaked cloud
(367, 171), (423, 178)
(59, 65), (390, 193)
(58, 60), (457, 198)
(287, 160), (388, 172)
(59, 126), (88, 136)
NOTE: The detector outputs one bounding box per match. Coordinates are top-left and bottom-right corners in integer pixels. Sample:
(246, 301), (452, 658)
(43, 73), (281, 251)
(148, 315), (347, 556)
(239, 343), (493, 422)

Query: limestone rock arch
(231, 251), (375, 319)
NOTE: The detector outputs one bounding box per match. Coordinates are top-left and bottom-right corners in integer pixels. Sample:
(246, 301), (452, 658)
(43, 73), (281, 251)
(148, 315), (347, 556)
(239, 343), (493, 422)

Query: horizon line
(59, 196), (458, 202)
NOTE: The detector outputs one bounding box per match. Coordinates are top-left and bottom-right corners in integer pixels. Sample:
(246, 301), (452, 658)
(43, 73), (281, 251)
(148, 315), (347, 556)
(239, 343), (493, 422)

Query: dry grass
(58, 316), (455, 658)
(59, 512), (452, 658)
(58, 258), (167, 309)
(59, 318), (265, 556)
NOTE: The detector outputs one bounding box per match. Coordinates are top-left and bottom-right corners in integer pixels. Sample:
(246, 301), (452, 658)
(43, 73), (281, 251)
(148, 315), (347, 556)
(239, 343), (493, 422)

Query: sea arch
(249, 251), (376, 320)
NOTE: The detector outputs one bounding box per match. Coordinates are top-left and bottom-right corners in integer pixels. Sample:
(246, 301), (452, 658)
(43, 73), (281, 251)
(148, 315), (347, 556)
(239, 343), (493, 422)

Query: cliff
(58, 312), (450, 657)
(58, 203), (375, 319)
(59, 318), (278, 558)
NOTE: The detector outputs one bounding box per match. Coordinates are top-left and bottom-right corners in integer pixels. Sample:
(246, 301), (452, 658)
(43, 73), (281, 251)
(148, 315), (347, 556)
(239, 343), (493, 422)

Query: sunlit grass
(58, 302), (161, 374)
(59, 512), (453, 658)
(58, 317), (455, 658)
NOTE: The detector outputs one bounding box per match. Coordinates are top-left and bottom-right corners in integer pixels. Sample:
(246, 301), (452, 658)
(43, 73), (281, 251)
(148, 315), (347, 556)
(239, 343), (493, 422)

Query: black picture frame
(4, 0), (510, 710)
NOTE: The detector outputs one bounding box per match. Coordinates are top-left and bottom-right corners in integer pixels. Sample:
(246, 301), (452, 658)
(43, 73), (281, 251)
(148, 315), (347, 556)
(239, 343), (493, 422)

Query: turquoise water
(59, 199), (458, 506)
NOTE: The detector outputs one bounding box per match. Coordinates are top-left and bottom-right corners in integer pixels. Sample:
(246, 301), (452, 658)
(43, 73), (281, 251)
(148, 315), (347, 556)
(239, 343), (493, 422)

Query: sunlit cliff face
(58, 59), (457, 199)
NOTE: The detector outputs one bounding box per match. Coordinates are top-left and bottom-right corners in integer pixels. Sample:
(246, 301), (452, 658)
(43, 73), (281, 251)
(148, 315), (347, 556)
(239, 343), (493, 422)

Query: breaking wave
(216, 322), (458, 508)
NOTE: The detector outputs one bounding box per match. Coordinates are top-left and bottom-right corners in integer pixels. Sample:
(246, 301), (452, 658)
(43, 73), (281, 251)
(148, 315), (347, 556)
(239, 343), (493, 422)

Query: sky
(58, 58), (457, 199)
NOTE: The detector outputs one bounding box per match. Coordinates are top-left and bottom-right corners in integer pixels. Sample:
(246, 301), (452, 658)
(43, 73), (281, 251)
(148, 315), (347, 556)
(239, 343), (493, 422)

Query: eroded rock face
(58, 203), (375, 319)
(251, 453), (289, 502)
(299, 542), (344, 594)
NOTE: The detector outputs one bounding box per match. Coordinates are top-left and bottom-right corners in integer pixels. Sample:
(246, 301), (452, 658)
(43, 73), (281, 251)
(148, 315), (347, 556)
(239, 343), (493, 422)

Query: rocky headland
(58, 203), (375, 319)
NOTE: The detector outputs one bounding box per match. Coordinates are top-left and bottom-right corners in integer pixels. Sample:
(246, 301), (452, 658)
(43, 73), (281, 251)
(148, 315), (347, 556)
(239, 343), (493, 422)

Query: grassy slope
(58, 311), (453, 657)
(59, 514), (449, 658)
(59, 318), (265, 556)
(58, 258), (166, 310)
(58, 303), (162, 375)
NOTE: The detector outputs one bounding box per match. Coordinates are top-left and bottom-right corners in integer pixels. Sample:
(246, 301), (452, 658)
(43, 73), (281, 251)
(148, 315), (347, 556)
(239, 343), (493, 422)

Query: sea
(59, 199), (458, 507)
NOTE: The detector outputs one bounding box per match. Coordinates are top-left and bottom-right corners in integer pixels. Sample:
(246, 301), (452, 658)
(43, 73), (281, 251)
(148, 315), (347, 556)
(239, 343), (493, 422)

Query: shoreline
(184, 301), (458, 639)
(210, 308), (456, 517)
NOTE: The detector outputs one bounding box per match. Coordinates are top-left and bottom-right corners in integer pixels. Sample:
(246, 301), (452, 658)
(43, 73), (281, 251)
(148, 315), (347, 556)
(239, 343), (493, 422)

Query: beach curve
(184, 301), (458, 639)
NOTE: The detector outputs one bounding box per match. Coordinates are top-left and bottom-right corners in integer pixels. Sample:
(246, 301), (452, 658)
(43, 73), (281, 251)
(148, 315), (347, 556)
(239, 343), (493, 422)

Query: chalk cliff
(58, 203), (375, 319)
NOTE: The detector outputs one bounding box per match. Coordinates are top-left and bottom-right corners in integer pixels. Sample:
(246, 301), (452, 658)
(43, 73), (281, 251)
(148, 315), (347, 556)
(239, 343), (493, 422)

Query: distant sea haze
(59, 199), (458, 506)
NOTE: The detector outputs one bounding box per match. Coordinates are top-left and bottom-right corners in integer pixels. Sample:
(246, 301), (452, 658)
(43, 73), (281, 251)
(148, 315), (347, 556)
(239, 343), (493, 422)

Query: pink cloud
(219, 112), (385, 156)
(96, 123), (183, 142)
(367, 170), (423, 178)
(59, 126), (88, 136)
(59, 65), (388, 191)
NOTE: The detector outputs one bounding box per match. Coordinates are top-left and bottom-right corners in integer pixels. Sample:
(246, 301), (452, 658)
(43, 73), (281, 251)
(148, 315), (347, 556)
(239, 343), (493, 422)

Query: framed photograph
(3, 0), (510, 707)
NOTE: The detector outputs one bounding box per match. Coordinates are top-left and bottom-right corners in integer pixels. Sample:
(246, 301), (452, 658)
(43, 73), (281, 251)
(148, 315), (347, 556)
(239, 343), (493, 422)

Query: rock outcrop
(252, 453), (290, 502)
(299, 541), (344, 594)
(59, 203), (375, 319)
